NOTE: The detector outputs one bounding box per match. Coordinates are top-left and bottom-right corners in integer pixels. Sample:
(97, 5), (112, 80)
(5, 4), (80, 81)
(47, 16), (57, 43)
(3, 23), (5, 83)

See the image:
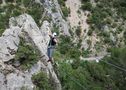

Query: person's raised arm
(48, 31), (53, 38)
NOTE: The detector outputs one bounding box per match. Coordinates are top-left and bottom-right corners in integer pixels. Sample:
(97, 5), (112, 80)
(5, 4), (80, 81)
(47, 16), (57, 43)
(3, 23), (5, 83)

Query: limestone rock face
(0, 27), (21, 62)
(6, 73), (33, 90)
(0, 14), (61, 90)
(40, 0), (70, 36)
(15, 14), (50, 59)
(5, 61), (47, 90)
(0, 73), (6, 90)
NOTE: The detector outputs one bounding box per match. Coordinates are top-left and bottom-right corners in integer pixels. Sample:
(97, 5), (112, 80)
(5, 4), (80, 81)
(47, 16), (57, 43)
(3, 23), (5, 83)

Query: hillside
(0, 0), (126, 90)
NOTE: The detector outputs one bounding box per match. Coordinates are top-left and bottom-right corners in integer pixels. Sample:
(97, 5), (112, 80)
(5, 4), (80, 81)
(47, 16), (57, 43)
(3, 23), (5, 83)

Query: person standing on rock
(47, 32), (58, 63)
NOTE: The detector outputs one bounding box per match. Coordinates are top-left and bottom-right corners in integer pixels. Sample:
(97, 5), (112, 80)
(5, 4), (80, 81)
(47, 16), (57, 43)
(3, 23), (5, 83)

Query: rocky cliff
(0, 14), (61, 90)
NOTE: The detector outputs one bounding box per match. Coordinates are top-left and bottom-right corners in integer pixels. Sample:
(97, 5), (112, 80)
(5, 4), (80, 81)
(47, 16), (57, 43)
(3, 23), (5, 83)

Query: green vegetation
(42, 15), (52, 23)
(21, 86), (29, 90)
(0, 1), (126, 90)
(22, 0), (31, 7)
(0, 1), (2, 4)
(77, 39), (82, 48)
(87, 7), (110, 29)
(54, 35), (82, 62)
(62, 7), (70, 17)
(57, 0), (67, 7)
(0, 4), (22, 30)
(75, 26), (82, 37)
(14, 38), (126, 90)
(113, 0), (126, 19)
(81, 2), (92, 11)
(58, 0), (70, 17)
(81, 0), (126, 46)
(81, 49), (90, 57)
(0, 0), (44, 35)
(58, 35), (72, 55)
(87, 29), (93, 36)
(52, 7), (57, 13)
(5, 0), (15, 2)
(0, 29), (5, 36)
(27, 3), (44, 26)
(52, 24), (59, 35)
(14, 37), (39, 70)
(56, 47), (126, 90)
(32, 71), (52, 90)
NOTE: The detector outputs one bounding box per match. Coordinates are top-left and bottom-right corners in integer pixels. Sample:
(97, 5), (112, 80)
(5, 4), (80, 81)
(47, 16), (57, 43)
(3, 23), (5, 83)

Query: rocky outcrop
(39, 0), (70, 36)
(0, 14), (61, 90)
(0, 27), (21, 62)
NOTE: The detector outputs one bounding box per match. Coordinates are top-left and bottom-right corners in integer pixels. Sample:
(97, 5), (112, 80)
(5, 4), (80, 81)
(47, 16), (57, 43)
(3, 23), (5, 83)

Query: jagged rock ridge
(0, 14), (61, 90)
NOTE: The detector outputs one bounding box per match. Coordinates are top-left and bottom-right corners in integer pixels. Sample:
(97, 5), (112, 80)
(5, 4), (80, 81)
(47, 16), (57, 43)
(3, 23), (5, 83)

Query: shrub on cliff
(32, 71), (52, 90)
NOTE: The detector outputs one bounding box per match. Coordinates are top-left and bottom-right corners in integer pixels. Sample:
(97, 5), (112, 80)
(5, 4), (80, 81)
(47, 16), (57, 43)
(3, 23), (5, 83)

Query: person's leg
(47, 47), (54, 63)
(47, 47), (52, 61)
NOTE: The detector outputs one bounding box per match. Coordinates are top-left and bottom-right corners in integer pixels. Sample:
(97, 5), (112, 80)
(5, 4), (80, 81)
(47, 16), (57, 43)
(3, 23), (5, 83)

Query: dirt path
(80, 56), (105, 62)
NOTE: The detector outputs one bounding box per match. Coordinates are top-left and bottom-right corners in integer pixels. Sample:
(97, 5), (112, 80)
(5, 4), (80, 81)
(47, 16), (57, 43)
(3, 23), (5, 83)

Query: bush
(58, 35), (81, 60)
(0, 29), (4, 36)
(77, 39), (82, 48)
(81, 50), (90, 57)
(58, 0), (70, 17)
(58, 0), (66, 7)
(28, 3), (44, 26)
(69, 29), (74, 37)
(15, 38), (39, 70)
(53, 51), (62, 61)
(87, 11), (103, 29)
(87, 29), (93, 36)
(59, 35), (71, 44)
(62, 7), (70, 17)
(75, 26), (82, 37)
(113, 0), (126, 19)
(68, 48), (81, 59)
(58, 35), (71, 54)
(43, 15), (52, 23)
(105, 17), (113, 24)
(22, 0), (32, 7)
(12, 9), (22, 17)
(5, 0), (14, 2)
(32, 71), (52, 90)
(58, 42), (71, 55)
(104, 37), (112, 45)
(81, 2), (92, 11)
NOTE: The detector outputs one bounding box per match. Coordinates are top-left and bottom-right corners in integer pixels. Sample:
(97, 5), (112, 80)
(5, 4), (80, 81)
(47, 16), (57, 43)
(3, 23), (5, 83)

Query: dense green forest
(55, 47), (126, 90)
(51, 34), (126, 90)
